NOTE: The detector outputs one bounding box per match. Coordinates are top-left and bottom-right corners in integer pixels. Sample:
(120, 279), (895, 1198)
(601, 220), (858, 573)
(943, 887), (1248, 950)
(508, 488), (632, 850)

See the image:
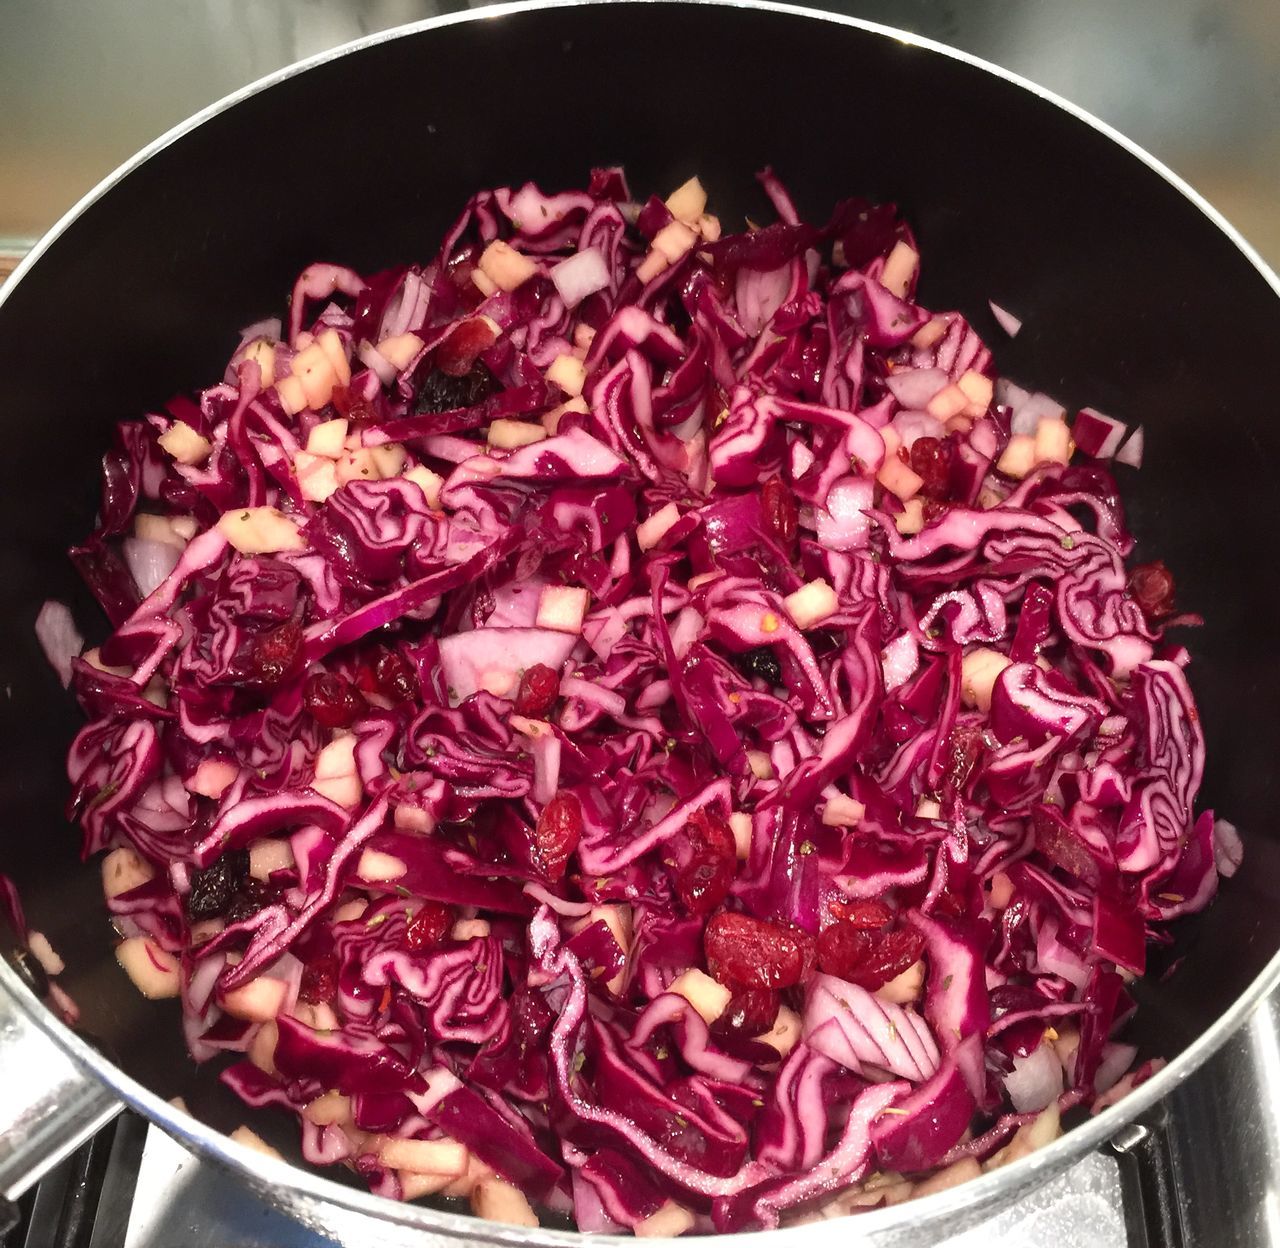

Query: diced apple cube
(357, 849), (407, 882)
(536, 585), (590, 634)
(313, 735), (361, 808)
(783, 578), (838, 630)
(880, 240), (919, 299)
(477, 240), (538, 292)
(187, 757), (238, 799)
(668, 968), (731, 1024)
(217, 507), (305, 555)
(636, 250), (670, 284)
(636, 1202), (696, 1239)
(220, 975), (289, 1023)
(477, 668), (518, 697)
(488, 419), (547, 449)
(291, 342), (337, 410)
(895, 498), (926, 535)
(957, 369), (994, 416)
(916, 796), (942, 819)
(697, 213), (722, 242)
(336, 448), (380, 486)
(471, 1177), (539, 1227)
(248, 838), (295, 881)
(543, 396), (589, 435)
(275, 374), (307, 416)
(158, 421), (212, 466)
(876, 455), (924, 502)
(242, 338), (276, 387)
(747, 750), (774, 780)
(294, 451), (340, 503)
(911, 317), (948, 349)
(665, 177), (708, 225)
(452, 918), (491, 941)
(1034, 416), (1073, 465)
(636, 502), (681, 552)
(403, 465), (444, 510)
(376, 332), (425, 372)
(651, 220), (698, 264)
(229, 1126), (282, 1159)
(394, 804), (435, 834)
(877, 959), (926, 1005)
(170, 516), (198, 540)
(989, 871), (1015, 910)
(27, 931), (64, 977)
(728, 812), (753, 860)
(306, 418), (349, 458)
(115, 936), (180, 998)
(248, 1019), (278, 1075)
(102, 846), (155, 899)
(380, 1137), (469, 1177)
(369, 443), (407, 478)
(960, 647), (1012, 711)
(926, 384), (970, 420)
(316, 328), (351, 386)
(997, 433), (1037, 479)
(546, 353), (587, 397)
(304, 1091), (351, 1127)
(821, 794), (866, 827)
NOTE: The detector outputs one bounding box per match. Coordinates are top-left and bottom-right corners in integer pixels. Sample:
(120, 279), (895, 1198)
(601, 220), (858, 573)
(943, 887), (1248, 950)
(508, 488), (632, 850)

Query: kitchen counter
(2, 0), (1278, 267)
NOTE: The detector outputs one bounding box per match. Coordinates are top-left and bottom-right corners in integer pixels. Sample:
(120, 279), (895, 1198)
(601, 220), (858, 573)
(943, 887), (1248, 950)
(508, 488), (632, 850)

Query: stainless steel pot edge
(2, 0), (1278, 1241)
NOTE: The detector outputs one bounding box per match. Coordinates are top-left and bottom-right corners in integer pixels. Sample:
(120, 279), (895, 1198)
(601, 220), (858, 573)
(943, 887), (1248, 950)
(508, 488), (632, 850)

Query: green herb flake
(1061, 534), (1076, 551)
(366, 913), (389, 928)
(941, 974), (953, 990)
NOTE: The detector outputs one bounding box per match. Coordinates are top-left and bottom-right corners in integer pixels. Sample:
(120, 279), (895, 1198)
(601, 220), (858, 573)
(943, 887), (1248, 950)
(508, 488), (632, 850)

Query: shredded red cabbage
(57, 166), (1221, 1231)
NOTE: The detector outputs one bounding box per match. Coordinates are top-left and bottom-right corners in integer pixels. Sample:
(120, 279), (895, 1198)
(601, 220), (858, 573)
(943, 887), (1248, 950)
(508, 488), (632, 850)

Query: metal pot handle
(0, 953), (121, 1219)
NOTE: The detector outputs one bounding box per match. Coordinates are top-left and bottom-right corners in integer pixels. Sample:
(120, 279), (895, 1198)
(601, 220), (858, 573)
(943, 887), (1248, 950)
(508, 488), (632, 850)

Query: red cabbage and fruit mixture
(29, 167), (1238, 1232)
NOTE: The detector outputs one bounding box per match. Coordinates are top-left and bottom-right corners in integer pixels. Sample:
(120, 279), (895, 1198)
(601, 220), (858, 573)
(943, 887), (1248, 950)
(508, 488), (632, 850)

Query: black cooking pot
(2, 2), (1279, 1242)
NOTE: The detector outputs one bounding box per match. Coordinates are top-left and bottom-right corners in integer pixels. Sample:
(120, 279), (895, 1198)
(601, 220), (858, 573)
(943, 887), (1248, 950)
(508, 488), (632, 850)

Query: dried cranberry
(761, 474), (798, 547)
(435, 318), (499, 377)
(712, 986), (780, 1039)
(304, 672), (367, 728)
(533, 792), (583, 881)
(299, 952), (339, 1004)
(922, 497), (953, 524)
(514, 664), (560, 717)
(329, 385), (378, 424)
(1128, 560), (1177, 620)
(940, 724), (985, 802)
(828, 898), (894, 931)
(403, 901), (454, 951)
(185, 849), (249, 919)
(676, 810), (737, 915)
(910, 437), (951, 499)
(372, 649), (417, 703)
(705, 911), (815, 989)
(817, 922), (924, 990)
(413, 365), (498, 416)
(250, 621), (302, 687)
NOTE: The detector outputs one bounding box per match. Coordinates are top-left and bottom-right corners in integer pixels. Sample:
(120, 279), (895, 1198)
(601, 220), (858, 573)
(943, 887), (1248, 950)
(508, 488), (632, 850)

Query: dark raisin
(736, 647), (782, 687)
(413, 366), (498, 415)
(186, 849), (250, 919)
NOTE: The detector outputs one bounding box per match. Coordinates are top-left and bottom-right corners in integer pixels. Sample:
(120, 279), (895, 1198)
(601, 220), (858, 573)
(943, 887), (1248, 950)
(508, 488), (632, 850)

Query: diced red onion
(1072, 407), (1128, 459)
(988, 300), (1023, 337)
(1116, 425), (1145, 468)
(35, 600), (83, 687)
